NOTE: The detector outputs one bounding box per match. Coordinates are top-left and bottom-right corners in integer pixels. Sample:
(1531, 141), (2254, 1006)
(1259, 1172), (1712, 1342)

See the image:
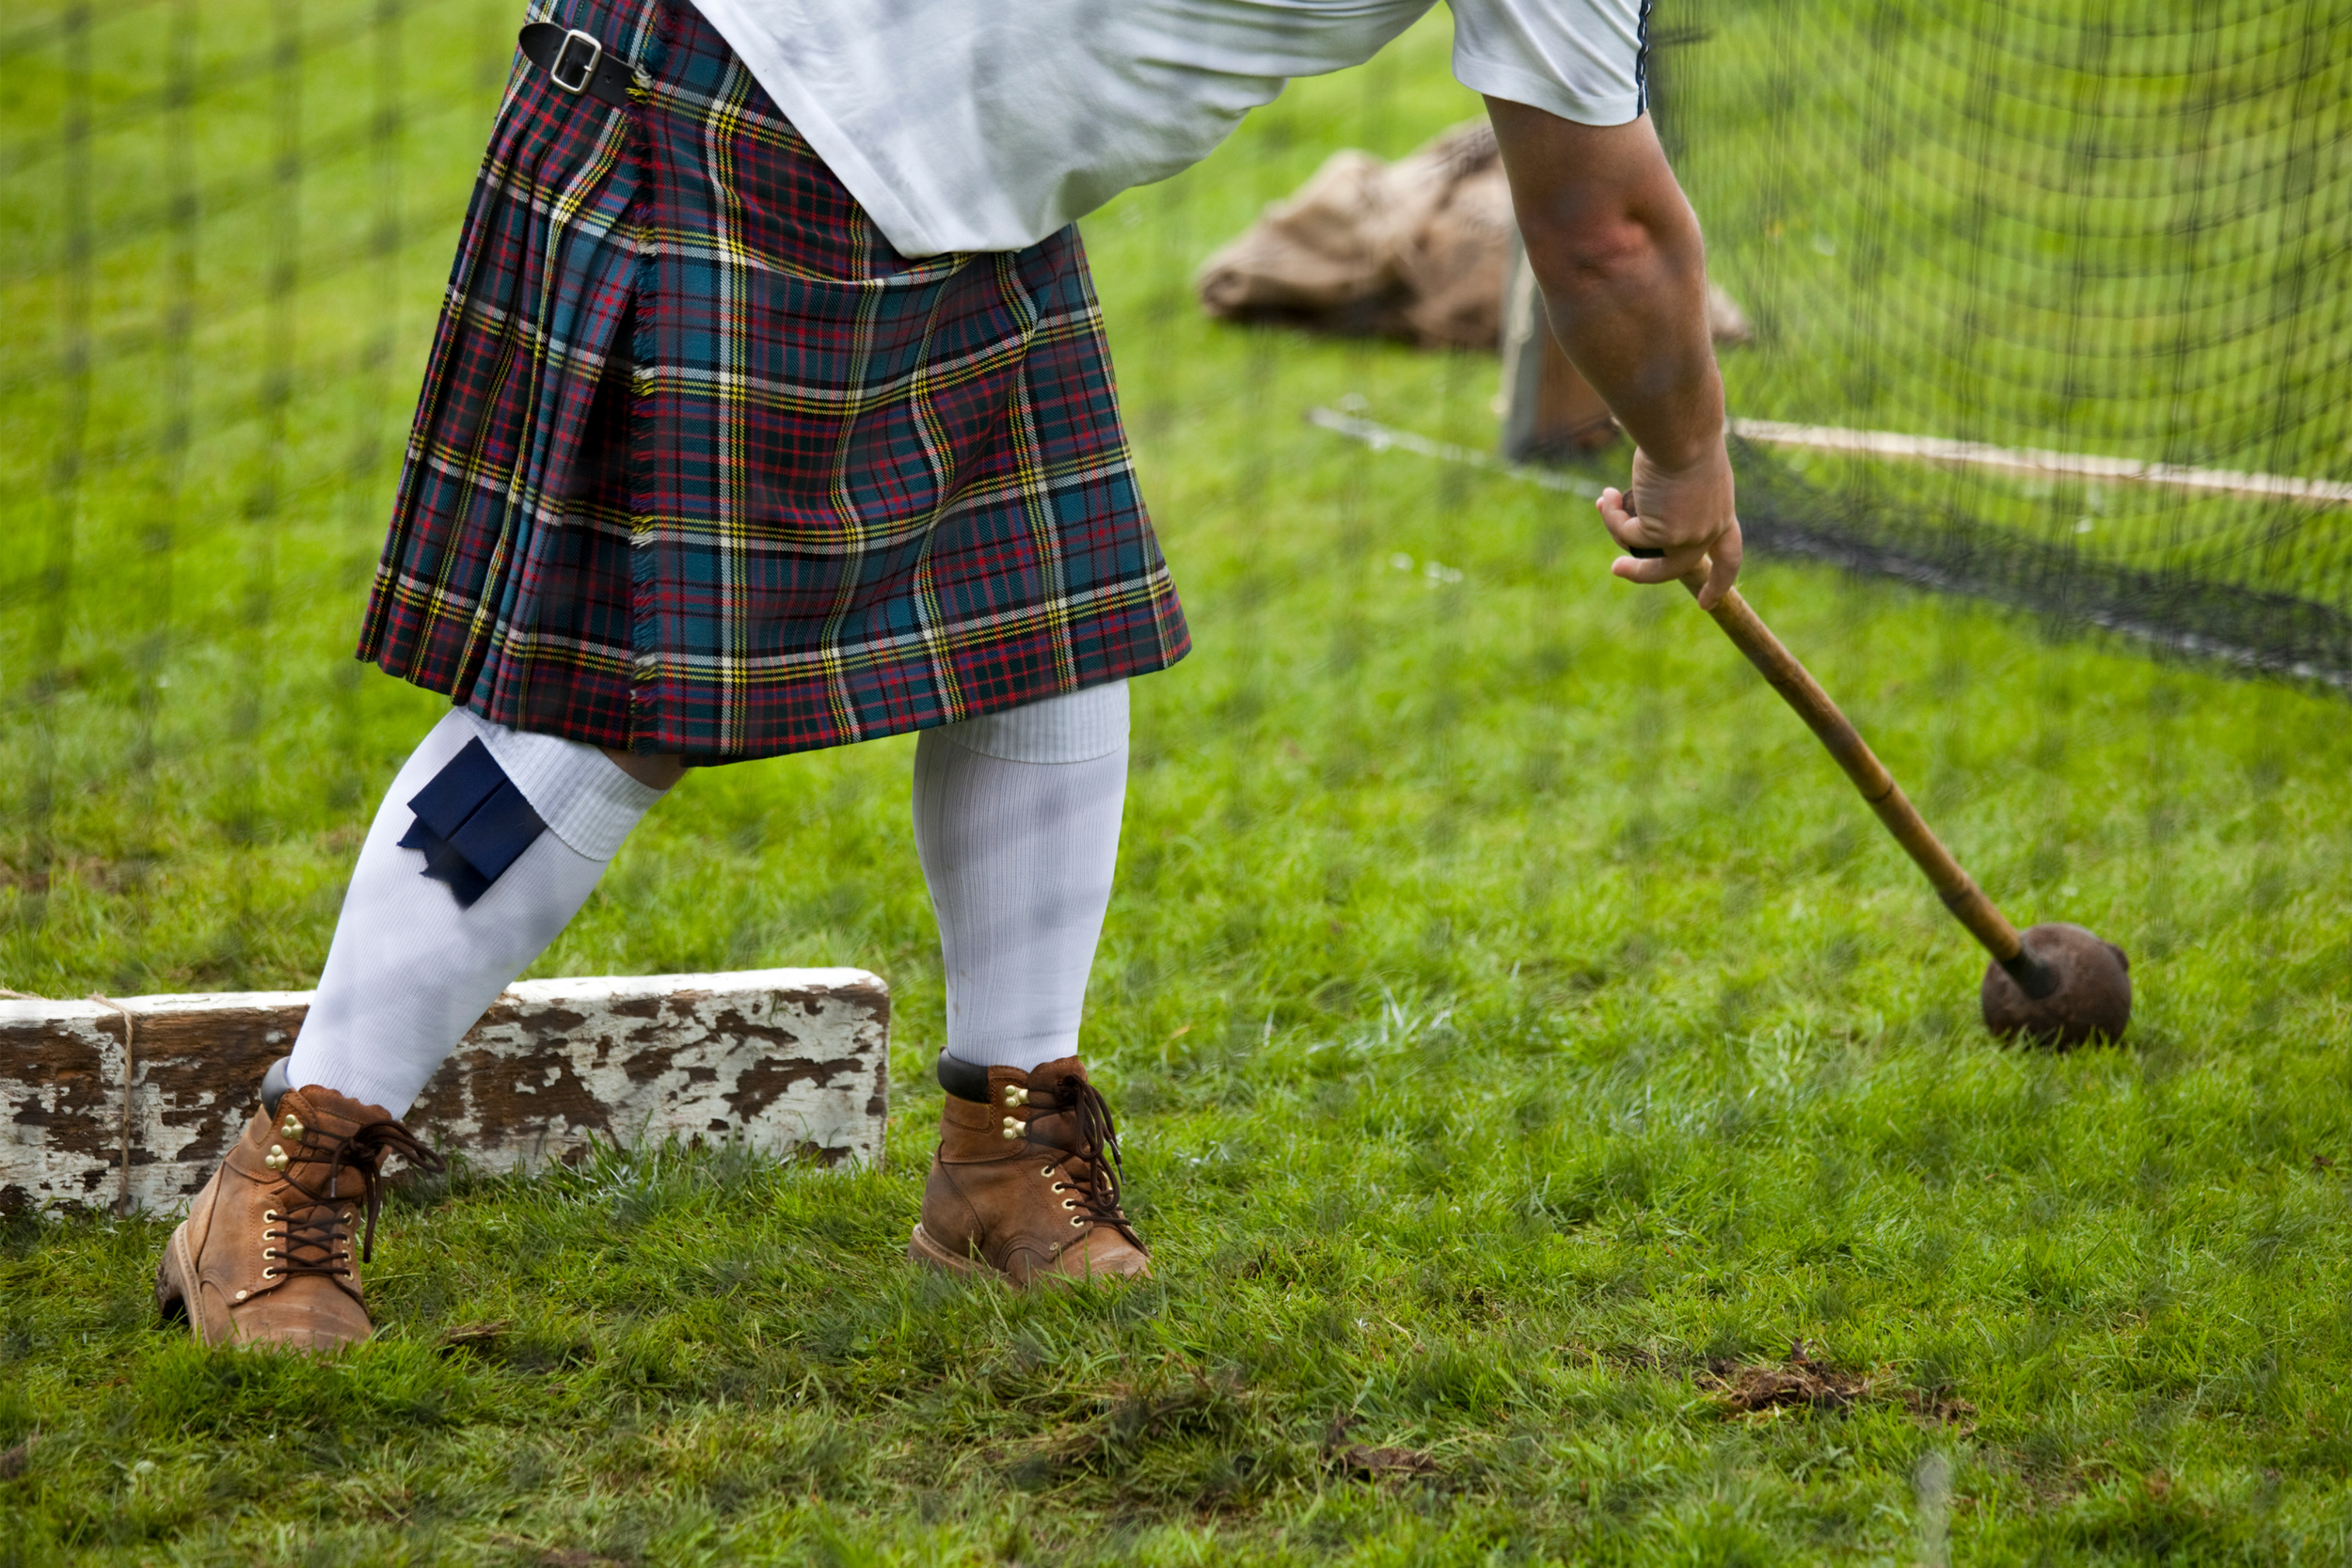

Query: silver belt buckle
(549, 27), (603, 93)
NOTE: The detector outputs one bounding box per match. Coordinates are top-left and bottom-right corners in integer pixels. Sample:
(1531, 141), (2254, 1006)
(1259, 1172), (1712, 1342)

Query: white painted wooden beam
(1730, 419), (2352, 509)
(0, 969), (890, 1213)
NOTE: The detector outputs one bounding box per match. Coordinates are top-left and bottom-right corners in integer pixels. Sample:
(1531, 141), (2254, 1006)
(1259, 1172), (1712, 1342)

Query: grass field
(7, 5), (2352, 1564)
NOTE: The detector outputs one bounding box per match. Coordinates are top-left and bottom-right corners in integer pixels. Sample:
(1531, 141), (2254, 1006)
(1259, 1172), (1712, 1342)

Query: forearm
(1487, 97), (1742, 603)
(1486, 99), (1722, 471)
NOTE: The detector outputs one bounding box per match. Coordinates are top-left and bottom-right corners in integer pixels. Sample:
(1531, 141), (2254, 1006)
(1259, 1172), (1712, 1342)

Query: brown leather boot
(154, 1060), (444, 1352)
(909, 1052), (1150, 1285)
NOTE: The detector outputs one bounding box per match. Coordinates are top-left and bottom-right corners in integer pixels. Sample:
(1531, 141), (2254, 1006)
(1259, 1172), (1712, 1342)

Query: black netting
(2, 0), (510, 985)
(6, 0), (2345, 1000)
(1658, 0), (2352, 682)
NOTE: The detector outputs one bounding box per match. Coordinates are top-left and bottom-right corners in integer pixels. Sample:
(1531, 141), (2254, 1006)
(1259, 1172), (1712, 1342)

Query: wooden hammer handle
(1681, 578), (2031, 971)
(1620, 529), (2058, 993)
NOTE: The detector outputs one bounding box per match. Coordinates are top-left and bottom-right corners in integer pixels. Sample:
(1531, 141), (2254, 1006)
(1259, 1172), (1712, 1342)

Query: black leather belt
(519, 22), (636, 109)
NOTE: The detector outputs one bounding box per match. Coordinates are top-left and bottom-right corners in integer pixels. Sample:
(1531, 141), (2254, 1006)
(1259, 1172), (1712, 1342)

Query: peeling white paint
(0, 969), (889, 1213)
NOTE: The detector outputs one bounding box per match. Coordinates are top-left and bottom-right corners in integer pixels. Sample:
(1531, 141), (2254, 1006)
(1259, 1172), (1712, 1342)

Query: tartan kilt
(360, 0), (1189, 762)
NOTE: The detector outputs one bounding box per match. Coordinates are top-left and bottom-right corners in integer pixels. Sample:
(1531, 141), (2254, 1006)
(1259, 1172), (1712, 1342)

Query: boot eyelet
(1041, 1164), (1057, 1178)
(264, 1146), (289, 1171)
(999, 1126), (1021, 1141)
(1002, 1085), (1028, 1107)
(260, 1267), (279, 1279)
(279, 1115), (304, 1139)
(1050, 1182), (1067, 1193)
(234, 1290), (248, 1301)
(1061, 1198), (1078, 1211)
(1069, 1216), (1086, 1228)
(262, 1209), (278, 1222)
(262, 1247), (278, 1259)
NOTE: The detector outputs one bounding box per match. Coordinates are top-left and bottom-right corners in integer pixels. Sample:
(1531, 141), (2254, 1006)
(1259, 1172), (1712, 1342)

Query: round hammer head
(1980, 922), (2132, 1048)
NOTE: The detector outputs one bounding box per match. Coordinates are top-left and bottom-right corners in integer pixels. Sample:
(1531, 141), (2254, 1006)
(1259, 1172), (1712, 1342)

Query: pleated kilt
(360, 0), (1188, 761)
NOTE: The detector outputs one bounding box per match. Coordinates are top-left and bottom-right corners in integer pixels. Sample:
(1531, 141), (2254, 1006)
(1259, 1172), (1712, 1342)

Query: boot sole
(907, 1223), (1148, 1286)
(907, 1223), (985, 1277)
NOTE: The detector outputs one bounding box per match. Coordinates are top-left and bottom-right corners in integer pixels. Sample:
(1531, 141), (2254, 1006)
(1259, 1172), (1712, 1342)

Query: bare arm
(1486, 98), (1741, 607)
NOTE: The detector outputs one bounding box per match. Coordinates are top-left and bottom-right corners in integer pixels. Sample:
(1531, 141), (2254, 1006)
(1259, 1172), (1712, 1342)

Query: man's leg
(157, 710), (672, 1351)
(286, 711), (669, 1111)
(905, 681), (1150, 1284)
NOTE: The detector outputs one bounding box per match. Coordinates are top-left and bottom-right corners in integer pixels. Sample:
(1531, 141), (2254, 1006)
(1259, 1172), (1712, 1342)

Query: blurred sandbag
(1194, 121), (1513, 350)
(1194, 119), (1754, 356)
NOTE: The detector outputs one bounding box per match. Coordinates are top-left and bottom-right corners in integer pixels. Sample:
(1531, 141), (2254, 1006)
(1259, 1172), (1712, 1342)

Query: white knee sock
(287, 709), (666, 1114)
(914, 683), (1129, 1072)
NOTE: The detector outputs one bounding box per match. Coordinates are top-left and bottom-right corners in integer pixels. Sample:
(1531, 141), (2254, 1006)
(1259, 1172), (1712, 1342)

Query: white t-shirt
(686, 0), (1648, 257)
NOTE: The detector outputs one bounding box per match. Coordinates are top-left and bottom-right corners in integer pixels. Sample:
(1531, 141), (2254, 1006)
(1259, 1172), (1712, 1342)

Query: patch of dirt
(0, 1432), (37, 1478)
(1334, 1443), (1440, 1480)
(1904, 1386), (1980, 1433)
(440, 1320), (511, 1350)
(1697, 1344), (1876, 1413)
(1571, 1338), (1975, 1431)
(1010, 1367), (1263, 1496)
(1324, 1414), (1441, 1483)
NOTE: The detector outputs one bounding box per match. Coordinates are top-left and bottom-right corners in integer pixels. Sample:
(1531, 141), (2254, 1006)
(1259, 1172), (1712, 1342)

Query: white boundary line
(1307, 405), (2352, 689)
(1305, 407), (1602, 499)
(1730, 419), (2352, 510)
(1316, 405), (2351, 511)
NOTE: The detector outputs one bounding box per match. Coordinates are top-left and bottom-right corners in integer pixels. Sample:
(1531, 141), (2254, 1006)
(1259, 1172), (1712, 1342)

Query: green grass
(8, 5), (2352, 1564)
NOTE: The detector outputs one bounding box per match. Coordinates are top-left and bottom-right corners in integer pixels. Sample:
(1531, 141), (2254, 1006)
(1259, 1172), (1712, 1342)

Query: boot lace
(1040, 1073), (1146, 1253)
(265, 1118), (448, 1282)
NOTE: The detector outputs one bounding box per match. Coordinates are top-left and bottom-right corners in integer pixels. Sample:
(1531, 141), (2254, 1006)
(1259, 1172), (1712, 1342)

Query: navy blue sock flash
(396, 737), (548, 908)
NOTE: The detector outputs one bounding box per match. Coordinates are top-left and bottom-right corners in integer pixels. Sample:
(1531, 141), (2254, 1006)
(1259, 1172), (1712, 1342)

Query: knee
(602, 750), (687, 791)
